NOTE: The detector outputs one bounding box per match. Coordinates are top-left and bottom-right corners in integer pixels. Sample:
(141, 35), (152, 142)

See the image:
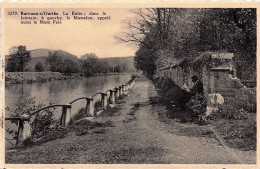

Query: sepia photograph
(1, 4), (257, 166)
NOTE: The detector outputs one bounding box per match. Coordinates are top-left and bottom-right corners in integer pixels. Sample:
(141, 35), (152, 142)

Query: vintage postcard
(0, 1), (259, 169)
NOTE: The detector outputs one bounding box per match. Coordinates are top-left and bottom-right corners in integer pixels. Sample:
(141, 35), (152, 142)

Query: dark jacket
(190, 80), (203, 95)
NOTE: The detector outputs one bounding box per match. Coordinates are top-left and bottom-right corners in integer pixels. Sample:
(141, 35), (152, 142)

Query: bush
(35, 62), (45, 72)
(31, 109), (57, 138)
(6, 98), (58, 140)
(166, 86), (184, 104)
(154, 77), (185, 108)
(186, 93), (207, 125)
(153, 77), (164, 88)
(209, 99), (253, 120)
(212, 110), (256, 150)
(153, 77), (208, 124)
(158, 77), (177, 96)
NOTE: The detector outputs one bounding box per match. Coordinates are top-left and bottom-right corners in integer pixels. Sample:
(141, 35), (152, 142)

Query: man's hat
(191, 75), (198, 80)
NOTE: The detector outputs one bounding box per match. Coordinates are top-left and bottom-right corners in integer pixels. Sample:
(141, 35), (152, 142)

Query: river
(5, 74), (132, 149)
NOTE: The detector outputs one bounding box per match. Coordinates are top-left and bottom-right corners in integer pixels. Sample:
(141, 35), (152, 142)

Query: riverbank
(5, 72), (81, 86)
(5, 72), (138, 86)
(5, 77), (255, 164)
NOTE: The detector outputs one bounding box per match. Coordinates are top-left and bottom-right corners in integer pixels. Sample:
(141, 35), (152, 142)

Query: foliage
(34, 62), (45, 72)
(214, 116), (256, 151)
(80, 53), (100, 76)
(157, 77), (174, 95)
(62, 59), (79, 75)
(186, 93), (207, 125)
(6, 46), (31, 72)
(5, 98), (58, 139)
(165, 86), (184, 105)
(134, 37), (158, 76)
(153, 77), (208, 124)
(31, 109), (57, 138)
(80, 53), (134, 76)
(207, 98), (256, 150)
(153, 77), (164, 88)
(209, 99), (254, 120)
(45, 50), (80, 74)
(119, 8), (256, 81)
(154, 77), (184, 106)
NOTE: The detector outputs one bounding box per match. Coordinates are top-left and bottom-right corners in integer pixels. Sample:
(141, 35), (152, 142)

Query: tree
(197, 9), (256, 80)
(6, 46), (31, 72)
(62, 59), (79, 75)
(45, 51), (64, 72)
(45, 50), (80, 74)
(80, 53), (98, 60)
(34, 62), (45, 72)
(80, 53), (100, 76)
(118, 8), (256, 80)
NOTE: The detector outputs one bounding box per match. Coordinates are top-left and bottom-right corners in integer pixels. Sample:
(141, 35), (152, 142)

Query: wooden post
(86, 98), (94, 116)
(110, 90), (115, 104)
(60, 104), (72, 128)
(101, 93), (108, 108)
(17, 115), (31, 145)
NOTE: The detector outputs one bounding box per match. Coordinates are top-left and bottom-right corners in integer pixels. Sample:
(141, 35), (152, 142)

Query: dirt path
(5, 77), (256, 164)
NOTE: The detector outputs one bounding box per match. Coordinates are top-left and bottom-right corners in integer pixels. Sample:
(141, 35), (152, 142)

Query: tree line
(6, 46), (135, 76)
(117, 8), (256, 80)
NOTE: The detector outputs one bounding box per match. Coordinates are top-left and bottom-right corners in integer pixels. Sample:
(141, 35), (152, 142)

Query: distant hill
(5, 48), (137, 72)
(30, 48), (55, 58)
(50, 50), (79, 62)
(5, 49), (79, 71)
(100, 56), (136, 72)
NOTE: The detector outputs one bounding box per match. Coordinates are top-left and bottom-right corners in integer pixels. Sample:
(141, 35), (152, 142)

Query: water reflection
(5, 74), (131, 150)
(5, 74), (131, 118)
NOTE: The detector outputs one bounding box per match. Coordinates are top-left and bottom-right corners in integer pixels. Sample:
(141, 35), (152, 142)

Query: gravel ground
(5, 77), (256, 164)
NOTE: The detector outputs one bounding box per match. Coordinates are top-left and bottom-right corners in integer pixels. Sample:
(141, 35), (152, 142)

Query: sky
(4, 8), (138, 58)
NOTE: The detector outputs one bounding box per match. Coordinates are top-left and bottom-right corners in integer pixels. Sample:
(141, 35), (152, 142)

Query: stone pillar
(86, 98), (94, 116)
(110, 90), (115, 104)
(125, 84), (129, 94)
(122, 85), (126, 95)
(119, 86), (122, 96)
(132, 79), (136, 87)
(60, 104), (72, 128)
(17, 114), (31, 145)
(101, 93), (108, 108)
(114, 88), (119, 98)
(129, 81), (133, 88)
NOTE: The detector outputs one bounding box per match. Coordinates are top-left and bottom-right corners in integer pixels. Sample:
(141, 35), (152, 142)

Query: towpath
(5, 77), (255, 164)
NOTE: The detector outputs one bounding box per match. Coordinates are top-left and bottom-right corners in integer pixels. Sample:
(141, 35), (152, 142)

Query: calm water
(5, 74), (131, 149)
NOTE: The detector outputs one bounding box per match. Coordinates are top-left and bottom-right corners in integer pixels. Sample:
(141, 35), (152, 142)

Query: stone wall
(156, 52), (256, 110)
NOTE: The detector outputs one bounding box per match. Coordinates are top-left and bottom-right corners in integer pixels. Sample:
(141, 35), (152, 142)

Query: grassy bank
(152, 76), (256, 151)
(5, 72), (138, 86)
(5, 72), (80, 85)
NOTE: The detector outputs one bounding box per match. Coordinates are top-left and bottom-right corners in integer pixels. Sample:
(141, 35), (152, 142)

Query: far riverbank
(5, 72), (79, 86)
(5, 72), (135, 86)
